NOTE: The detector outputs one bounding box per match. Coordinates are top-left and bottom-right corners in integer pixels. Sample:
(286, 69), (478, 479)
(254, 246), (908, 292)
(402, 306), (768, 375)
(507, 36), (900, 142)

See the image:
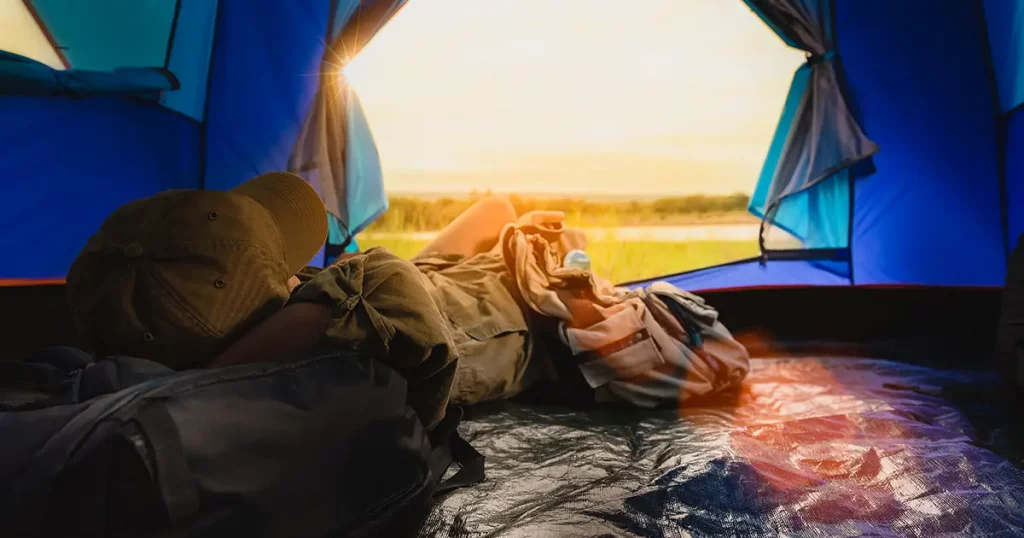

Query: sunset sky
(0, 0), (805, 198)
(345, 0), (805, 196)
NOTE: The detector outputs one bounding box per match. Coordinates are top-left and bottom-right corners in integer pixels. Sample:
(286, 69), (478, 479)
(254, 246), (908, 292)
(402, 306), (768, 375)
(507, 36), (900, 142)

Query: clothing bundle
(498, 220), (750, 407)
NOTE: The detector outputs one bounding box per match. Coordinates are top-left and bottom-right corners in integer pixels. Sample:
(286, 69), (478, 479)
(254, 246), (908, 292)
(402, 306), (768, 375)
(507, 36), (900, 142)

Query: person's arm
(210, 253), (363, 368)
(210, 302), (331, 368)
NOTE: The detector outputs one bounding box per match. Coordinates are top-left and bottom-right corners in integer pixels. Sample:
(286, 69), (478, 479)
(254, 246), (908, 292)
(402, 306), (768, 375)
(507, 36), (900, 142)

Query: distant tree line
(364, 191), (751, 233)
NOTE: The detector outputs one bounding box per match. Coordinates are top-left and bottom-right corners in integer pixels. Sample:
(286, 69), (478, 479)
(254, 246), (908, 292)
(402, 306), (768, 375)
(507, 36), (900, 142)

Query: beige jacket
(498, 219), (750, 407)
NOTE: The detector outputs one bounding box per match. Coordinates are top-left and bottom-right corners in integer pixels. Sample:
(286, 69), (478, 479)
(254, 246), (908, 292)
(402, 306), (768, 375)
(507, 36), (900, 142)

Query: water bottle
(563, 249), (591, 271)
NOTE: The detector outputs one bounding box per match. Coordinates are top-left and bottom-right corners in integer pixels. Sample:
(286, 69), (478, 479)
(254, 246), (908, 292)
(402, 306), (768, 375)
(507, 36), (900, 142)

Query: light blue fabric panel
(343, 86), (388, 237)
(326, 213), (364, 250)
(292, 0), (407, 243)
(768, 170), (851, 249)
(29, 0), (175, 70)
(332, 1), (362, 40)
(748, 64), (811, 221)
(742, 0), (876, 254)
(983, 0), (1024, 112)
(161, 0), (218, 120)
(747, 62), (850, 250)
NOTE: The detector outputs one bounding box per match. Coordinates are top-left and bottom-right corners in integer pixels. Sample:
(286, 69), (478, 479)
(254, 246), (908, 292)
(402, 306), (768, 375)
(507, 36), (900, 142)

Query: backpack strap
(427, 406), (485, 497)
(24, 346), (94, 371)
(132, 403), (200, 525)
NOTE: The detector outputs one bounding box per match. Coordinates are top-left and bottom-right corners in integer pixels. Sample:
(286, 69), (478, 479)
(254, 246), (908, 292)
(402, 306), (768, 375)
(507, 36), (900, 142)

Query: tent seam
(975, 0), (1011, 257)
(163, 0), (182, 69)
(197, 0), (223, 190)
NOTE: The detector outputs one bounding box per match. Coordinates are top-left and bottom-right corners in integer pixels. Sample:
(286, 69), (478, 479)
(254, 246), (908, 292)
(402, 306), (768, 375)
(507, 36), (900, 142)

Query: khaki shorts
(414, 252), (543, 405)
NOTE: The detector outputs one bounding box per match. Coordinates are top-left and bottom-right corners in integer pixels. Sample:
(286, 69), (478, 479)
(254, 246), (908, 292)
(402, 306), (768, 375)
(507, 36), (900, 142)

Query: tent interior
(3, 0), (1024, 535)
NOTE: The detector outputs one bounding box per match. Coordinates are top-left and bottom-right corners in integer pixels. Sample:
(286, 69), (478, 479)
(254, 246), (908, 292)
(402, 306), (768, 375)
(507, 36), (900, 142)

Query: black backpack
(0, 347), (484, 538)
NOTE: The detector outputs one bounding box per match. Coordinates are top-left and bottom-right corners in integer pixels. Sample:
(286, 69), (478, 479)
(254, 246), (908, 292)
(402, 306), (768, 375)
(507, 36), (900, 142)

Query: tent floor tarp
(423, 356), (1024, 537)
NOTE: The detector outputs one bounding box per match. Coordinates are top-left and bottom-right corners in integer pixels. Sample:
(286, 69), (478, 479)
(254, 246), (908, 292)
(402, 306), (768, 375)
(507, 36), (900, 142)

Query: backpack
(0, 346), (484, 538)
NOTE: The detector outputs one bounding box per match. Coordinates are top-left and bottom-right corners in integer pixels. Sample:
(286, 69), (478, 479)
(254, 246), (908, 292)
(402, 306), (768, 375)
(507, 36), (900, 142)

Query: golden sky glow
(345, 0), (805, 196)
(0, 0), (63, 68)
(1, 0), (804, 198)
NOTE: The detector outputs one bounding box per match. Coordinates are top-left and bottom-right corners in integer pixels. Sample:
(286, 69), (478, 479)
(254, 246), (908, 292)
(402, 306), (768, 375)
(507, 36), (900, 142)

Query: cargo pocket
(438, 275), (528, 341)
(564, 300), (667, 389)
(435, 274), (531, 404)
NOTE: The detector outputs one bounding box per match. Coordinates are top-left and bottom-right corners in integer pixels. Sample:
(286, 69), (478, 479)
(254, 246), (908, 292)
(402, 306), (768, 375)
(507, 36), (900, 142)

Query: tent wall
(659, 0), (1007, 291)
(0, 0), (1015, 289)
(0, 97), (200, 279)
(200, 0), (331, 191)
(838, 0), (1006, 286)
(0, 0), (335, 280)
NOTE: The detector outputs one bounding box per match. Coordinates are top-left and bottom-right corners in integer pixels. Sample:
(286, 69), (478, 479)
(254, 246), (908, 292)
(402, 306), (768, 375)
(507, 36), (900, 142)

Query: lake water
(362, 224), (761, 243)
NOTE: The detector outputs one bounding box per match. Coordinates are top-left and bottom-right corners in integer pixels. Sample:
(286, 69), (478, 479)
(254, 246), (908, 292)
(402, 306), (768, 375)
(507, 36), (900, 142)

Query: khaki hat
(67, 172), (328, 368)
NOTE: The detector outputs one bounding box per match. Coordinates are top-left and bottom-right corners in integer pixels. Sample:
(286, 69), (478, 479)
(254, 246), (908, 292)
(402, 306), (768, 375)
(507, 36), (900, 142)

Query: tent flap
(744, 0), (878, 256)
(983, 0), (1024, 113)
(290, 0), (407, 245)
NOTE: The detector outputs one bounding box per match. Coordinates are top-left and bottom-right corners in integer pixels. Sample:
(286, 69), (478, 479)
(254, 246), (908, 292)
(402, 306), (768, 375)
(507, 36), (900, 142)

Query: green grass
(356, 234), (759, 284)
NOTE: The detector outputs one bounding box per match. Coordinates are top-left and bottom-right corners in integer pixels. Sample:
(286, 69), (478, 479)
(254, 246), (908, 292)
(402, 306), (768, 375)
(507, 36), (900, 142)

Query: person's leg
(417, 195), (518, 258)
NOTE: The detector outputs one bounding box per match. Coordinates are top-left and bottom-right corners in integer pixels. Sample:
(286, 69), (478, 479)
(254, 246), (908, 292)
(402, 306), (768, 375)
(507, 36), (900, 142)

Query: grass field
(356, 234), (759, 284)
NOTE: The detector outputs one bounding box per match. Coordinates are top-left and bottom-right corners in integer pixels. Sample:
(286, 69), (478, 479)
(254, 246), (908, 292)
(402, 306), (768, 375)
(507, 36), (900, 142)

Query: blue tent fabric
(290, 0), (406, 248)
(650, 259), (850, 293)
(0, 0), (407, 279)
(160, 0), (219, 121)
(742, 0), (878, 255)
(202, 0), (332, 192)
(1, 0), (1024, 293)
(838, 0), (1006, 286)
(0, 96), (200, 279)
(19, 0), (217, 120)
(983, 0), (1024, 113)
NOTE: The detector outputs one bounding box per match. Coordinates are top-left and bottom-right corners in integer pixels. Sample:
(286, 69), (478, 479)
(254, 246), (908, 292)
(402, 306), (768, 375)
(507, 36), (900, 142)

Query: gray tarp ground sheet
(423, 357), (1024, 537)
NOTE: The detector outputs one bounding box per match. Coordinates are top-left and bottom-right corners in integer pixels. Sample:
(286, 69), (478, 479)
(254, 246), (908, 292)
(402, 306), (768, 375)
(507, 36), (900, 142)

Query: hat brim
(231, 172), (328, 273)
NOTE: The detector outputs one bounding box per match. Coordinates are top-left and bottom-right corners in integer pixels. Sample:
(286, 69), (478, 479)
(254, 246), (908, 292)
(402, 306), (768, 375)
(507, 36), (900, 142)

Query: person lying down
(66, 172), (750, 430)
